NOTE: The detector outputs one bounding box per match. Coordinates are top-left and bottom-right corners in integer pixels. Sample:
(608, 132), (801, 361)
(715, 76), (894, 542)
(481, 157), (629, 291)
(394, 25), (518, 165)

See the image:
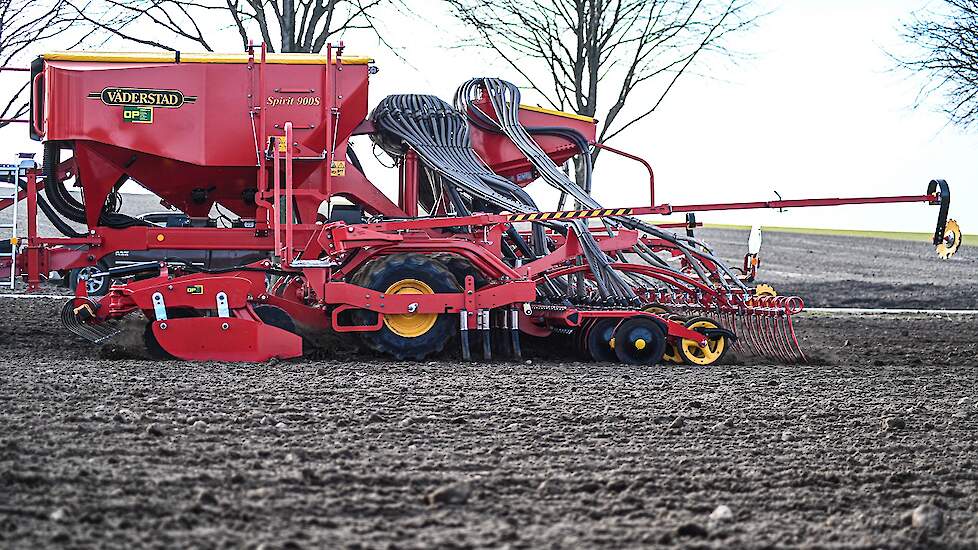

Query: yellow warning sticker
(267, 136), (288, 153)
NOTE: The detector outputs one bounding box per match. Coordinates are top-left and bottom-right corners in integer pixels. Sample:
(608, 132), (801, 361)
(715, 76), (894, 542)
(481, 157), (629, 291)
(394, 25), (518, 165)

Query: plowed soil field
(2, 228), (977, 548)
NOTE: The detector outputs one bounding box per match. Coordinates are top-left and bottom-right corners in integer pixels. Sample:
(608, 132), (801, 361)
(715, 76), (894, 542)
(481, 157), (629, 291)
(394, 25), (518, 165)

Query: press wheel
(677, 316), (729, 366)
(613, 317), (666, 366)
(584, 318), (618, 363)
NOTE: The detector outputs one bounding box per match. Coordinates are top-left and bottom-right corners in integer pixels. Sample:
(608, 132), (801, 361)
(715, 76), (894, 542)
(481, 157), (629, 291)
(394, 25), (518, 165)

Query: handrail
(272, 137), (282, 261)
(30, 72), (44, 135)
(284, 121), (294, 265)
(592, 142), (655, 206)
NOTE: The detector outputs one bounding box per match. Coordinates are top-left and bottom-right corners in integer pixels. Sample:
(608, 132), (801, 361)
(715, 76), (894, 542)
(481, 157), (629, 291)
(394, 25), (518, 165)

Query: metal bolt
(221, 322), (229, 330)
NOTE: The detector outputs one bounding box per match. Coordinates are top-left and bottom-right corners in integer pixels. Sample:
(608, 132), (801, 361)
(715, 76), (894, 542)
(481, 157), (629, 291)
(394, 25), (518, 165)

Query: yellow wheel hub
(679, 319), (726, 366)
(383, 279), (437, 338)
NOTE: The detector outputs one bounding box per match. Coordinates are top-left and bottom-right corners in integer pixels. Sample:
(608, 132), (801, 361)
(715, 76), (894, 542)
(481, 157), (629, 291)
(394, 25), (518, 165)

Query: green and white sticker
(122, 105), (154, 124)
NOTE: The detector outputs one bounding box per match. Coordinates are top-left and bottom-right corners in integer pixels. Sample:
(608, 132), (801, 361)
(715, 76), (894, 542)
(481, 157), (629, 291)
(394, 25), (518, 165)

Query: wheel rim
(383, 279), (437, 338)
(680, 319), (726, 366)
(78, 266), (105, 294)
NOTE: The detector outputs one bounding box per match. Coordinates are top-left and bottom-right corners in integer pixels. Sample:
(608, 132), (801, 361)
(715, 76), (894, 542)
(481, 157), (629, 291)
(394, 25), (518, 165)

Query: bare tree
(65, 0), (389, 53)
(0, 0), (89, 128)
(899, 0), (978, 128)
(444, 0), (758, 183)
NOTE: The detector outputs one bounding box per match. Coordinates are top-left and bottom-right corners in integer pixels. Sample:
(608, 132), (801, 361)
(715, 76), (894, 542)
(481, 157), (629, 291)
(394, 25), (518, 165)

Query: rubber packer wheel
(584, 318), (618, 362)
(350, 253), (459, 361)
(678, 316), (730, 366)
(613, 317), (666, 365)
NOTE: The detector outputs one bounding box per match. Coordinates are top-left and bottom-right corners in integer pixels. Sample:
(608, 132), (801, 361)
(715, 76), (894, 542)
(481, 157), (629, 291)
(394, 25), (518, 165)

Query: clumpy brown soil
(3, 296), (978, 548)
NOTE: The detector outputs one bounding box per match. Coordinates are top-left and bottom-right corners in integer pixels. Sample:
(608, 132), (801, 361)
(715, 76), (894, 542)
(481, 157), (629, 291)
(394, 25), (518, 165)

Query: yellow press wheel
(383, 279), (438, 338)
(677, 317), (729, 366)
(754, 283), (777, 297)
(937, 219), (962, 259)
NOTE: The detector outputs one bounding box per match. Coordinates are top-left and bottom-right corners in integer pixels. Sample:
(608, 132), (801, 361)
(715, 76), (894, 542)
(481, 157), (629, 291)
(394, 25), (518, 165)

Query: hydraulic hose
(42, 142), (151, 231)
(16, 175), (87, 238)
(455, 78), (749, 294)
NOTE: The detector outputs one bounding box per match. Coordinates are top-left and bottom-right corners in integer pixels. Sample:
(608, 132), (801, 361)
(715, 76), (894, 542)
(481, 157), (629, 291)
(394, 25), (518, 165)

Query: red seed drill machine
(0, 44), (962, 364)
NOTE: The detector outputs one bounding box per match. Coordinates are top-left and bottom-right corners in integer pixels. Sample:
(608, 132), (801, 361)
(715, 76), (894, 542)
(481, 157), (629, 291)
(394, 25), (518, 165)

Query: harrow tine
(779, 314), (801, 363)
(772, 311), (793, 363)
(761, 300), (788, 362)
(785, 312), (807, 363)
(60, 298), (123, 344)
(768, 308), (790, 363)
(725, 310), (746, 354)
(760, 308), (778, 359)
(767, 298), (799, 364)
(731, 312), (747, 354)
(739, 310), (759, 356)
(780, 299), (805, 363)
(730, 312), (745, 353)
(748, 310), (770, 359)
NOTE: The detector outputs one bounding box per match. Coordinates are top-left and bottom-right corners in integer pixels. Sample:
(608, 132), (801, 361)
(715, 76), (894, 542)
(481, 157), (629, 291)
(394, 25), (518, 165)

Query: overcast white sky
(2, 0), (973, 233)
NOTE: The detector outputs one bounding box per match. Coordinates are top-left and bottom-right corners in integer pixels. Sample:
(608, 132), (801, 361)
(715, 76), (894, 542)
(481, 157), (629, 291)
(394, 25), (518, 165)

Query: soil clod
(427, 481), (472, 506)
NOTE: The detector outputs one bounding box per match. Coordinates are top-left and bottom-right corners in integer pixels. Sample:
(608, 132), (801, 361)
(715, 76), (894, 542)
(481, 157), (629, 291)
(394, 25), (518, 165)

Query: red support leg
(26, 168), (41, 290)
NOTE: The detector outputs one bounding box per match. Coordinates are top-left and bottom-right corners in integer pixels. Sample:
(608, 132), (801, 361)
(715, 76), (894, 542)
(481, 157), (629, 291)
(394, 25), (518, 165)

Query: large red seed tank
(39, 52), (356, 224)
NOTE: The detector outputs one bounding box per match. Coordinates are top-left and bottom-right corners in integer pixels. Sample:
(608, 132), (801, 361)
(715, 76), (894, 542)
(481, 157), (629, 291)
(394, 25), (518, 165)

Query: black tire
(69, 262), (111, 297)
(613, 317), (666, 366)
(350, 253), (460, 360)
(584, 318), (618, 362)
(430, 253), (489, 289)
